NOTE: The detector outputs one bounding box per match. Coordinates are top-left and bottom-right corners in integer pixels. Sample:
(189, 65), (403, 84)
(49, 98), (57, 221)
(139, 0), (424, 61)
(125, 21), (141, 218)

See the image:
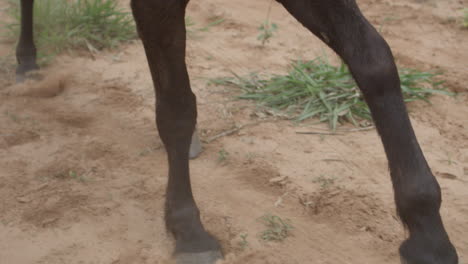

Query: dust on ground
(1, 0), (467, 263)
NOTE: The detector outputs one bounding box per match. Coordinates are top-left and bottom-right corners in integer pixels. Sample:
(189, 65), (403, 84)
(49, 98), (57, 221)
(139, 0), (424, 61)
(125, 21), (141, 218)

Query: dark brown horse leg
(277, 0), (458, 263)
(16, 0), (39, 83)
(130, 1), (221, 263)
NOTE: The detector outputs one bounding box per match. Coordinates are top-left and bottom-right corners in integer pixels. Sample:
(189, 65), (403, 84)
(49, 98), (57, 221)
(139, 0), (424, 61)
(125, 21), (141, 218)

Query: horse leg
(130, 1), (221, 263)
(277, 0), (458, 263)
(16, 0), (39, 83)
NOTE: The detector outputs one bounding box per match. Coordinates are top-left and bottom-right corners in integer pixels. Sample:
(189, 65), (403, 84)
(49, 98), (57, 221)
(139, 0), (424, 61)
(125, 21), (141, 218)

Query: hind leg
(131, 0), (221, 263)
(16, 0), (39, 83)
(277, 0), (458, 263)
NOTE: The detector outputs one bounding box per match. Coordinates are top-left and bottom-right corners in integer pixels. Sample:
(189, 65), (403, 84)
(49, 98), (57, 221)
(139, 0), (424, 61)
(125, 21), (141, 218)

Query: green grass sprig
(211, 57), (453, 130)
(4, 0), (136, 62)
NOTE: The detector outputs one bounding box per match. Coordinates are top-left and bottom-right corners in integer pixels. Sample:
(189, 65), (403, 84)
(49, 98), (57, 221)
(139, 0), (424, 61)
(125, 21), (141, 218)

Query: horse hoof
(189, 130), (203, 159)
(16, 61), (40, 83)
(15, 70), (41, 84)
(399, 239), (459, 264)
(176, 250), (223, 264)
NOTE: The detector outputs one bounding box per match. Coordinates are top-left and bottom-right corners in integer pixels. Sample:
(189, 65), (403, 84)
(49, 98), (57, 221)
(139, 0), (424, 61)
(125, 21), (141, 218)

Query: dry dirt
(1, 0), (467, 263)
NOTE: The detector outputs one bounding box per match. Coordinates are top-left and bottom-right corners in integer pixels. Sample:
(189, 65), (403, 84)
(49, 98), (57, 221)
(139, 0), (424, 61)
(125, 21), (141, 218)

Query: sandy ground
(1, 0), (467, 263)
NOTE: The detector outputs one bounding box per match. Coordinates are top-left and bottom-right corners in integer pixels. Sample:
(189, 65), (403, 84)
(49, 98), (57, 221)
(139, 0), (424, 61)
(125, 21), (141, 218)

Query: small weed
(440, 153), (457, 166)
(238, 233), (249, 250)
(139, 148), (151, 157)
(4, 110), (20, 123)
(257, 21), (278, 45)
(69, 170), (78, 179)
(218, 148), (229, 162)
(199, 17), (225, 32)
(185, 16), (196, 28)
(0, 55), (15, 78)
(185, 16), (225, 36)
(257, 0), (277, 46)
(463, 8), (468, 28)
(377, 16), (398, 33)
(4, 0), (136, 64)
(259, 214), (293, 242)
(211, 57), (453, 130)
(139, 146), (154, 157)
(71, 170), (87, 182)
(319, 134), (326, 142)
(245, 152), (257, 162)
(313, 175), (336, 189)
(53, 169), (86, 182)
(441, 16), (457, 25)
(138, 145), (163, 157)
(208, 77), (234, 86)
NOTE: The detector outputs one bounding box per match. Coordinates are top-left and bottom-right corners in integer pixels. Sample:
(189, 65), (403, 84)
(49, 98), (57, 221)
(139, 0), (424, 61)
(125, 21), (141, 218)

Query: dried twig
(296, 126), (375, 135)
(203, 119), (275, 143)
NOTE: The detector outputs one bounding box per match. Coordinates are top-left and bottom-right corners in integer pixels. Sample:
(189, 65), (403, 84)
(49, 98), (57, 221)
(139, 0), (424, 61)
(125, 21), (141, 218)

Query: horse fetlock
(165, 206), (221, 254)
(395, 173), (441, 221)
(16, 56), (39, 78)
(400, 233), (458, 264)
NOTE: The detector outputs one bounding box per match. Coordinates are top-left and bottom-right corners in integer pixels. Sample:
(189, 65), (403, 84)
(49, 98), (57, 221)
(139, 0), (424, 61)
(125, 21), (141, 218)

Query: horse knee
(156, 93), (197, 149)
(348, 34), (401, 100)
(395, 176), (442, 228)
